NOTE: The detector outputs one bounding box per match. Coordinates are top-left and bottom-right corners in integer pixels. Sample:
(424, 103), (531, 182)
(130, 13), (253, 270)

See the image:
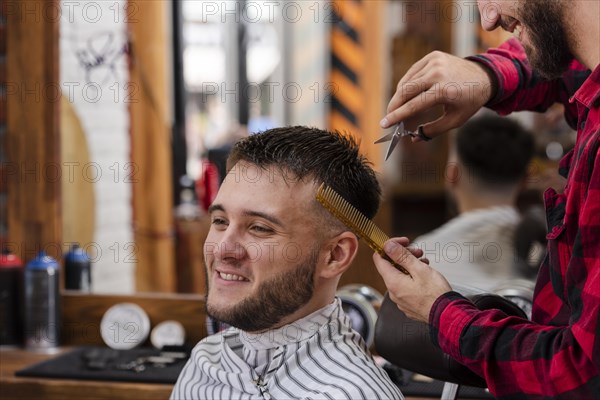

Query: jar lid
(150, 320), (186, 349)
(0, 249), (23, 268)
(26, 251), (59, 270)
(65, 244), (91, 263)
(100, 303), (151, 350)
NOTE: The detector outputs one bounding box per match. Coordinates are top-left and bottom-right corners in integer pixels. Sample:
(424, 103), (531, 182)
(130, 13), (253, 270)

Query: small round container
(100, 303), (151, 350)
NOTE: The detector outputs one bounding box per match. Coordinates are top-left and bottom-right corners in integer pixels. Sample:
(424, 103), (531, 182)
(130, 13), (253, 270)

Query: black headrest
(375, 292), (527, 388)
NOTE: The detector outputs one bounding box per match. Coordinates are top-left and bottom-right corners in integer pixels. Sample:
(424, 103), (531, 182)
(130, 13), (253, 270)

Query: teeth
(219, 272), (247, 281)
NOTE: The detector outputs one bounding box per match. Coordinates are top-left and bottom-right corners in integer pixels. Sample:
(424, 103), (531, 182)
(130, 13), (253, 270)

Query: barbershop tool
(82, 348), (119, 370)
(375, 122), (430, 161)
(82, 347), (189, 372)
(316, 184), (411, 277)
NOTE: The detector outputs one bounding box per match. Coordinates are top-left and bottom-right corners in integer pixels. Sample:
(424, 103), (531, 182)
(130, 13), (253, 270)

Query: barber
(373, 1), (600, 398)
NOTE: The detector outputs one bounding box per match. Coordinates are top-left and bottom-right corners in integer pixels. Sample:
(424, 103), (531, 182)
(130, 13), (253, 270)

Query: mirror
(54, 0), (338, 294)
(5, 0), (472, 296)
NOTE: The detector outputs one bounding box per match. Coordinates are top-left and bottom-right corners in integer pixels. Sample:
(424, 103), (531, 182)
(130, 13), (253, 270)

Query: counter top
(0, 347), (173, 400)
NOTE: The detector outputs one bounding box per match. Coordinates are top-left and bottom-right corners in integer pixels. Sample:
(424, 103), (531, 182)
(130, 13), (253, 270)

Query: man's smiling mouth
(218, 271), (249, 281)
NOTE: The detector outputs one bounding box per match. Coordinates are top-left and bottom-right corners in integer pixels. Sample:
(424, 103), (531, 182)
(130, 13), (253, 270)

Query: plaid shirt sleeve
(466, 38), (589, 130)
(428, 39), (600, 398)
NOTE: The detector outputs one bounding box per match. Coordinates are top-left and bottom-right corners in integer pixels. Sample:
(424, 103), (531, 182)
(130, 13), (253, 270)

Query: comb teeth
(316, 183), (410, 276)
(316, 184), (385, 249)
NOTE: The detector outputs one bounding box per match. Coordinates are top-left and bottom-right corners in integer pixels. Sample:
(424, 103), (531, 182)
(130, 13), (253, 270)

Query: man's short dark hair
(456, 115), (534, 186)
(227, 126), (381, 220)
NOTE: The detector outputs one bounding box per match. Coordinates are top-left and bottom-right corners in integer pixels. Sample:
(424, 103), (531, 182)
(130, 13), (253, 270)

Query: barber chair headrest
(375, 292), (527, 388)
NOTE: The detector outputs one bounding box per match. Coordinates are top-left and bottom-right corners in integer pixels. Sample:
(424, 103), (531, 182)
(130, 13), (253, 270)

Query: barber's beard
(520, 0), (574, 80)
(205, 250), (318, 332)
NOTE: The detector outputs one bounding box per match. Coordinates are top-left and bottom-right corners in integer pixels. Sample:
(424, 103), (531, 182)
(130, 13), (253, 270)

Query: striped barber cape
(170, 298), (403, 400)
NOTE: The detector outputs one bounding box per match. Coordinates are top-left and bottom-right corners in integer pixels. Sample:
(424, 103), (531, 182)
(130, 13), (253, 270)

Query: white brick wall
(60, 0), (134, 293)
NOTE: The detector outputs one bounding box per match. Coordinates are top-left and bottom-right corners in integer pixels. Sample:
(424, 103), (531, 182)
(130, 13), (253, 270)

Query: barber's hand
(373, 238), (452, 323)
(388, 236), (429, 264)
(380, 51), (495, 141)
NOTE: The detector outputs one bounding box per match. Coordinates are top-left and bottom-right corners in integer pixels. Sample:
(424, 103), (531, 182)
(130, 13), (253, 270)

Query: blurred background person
(413, 115), (534, 291)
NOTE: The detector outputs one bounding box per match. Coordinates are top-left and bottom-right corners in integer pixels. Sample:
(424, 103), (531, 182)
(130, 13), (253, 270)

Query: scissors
(374, 122), (431, 161)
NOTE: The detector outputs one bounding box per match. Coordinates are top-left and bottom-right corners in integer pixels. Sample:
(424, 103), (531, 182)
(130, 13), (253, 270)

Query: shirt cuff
(428, 291), (476, 360)
(465, 54), (505, 107)
(466, 52), (527, 114)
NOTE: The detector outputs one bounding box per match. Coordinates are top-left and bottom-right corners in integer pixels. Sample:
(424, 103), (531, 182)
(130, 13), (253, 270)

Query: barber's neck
(568, 2), (600, 70)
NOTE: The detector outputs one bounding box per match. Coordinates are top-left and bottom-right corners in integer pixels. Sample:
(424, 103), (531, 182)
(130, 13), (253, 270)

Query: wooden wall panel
(128, 1), (176, 292)
(6, 0), (61, 264)
(61, 292), (207, 346)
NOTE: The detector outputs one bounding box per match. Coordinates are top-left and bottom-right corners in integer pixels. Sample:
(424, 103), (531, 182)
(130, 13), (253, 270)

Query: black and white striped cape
(170, 298), (403, 400)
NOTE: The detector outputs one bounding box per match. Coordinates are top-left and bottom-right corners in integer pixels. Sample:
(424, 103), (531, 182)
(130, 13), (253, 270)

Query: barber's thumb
(384, 239), (411, 265)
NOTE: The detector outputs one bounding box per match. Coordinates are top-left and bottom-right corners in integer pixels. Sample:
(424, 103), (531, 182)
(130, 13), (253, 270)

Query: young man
(376, 0), (600, 398)
(413, 115), (534, 291)
(171, 127), (403, 400)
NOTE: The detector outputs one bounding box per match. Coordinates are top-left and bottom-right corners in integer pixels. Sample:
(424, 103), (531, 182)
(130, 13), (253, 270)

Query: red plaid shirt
(430, 38), (600, 399)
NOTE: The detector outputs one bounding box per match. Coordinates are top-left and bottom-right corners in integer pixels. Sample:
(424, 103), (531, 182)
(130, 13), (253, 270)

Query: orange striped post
(328, 0), (385, 171)
(328, 0), (364, 137)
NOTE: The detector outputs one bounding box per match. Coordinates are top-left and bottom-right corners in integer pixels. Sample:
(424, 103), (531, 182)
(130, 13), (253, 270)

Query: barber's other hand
(380, 51), (495, 141)
(373, 238), (452, 323)
(388, 237), (430, 264)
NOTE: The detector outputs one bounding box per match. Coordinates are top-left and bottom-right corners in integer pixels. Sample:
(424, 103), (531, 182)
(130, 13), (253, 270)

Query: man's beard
(205, 249), (318, 332)
(520, 0), (574, 80)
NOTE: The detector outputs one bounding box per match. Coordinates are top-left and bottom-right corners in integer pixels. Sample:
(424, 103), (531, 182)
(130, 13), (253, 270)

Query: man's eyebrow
(207, 204), (284, 228)
(243, 210), (284, 228)
(207, 204), (224, 214)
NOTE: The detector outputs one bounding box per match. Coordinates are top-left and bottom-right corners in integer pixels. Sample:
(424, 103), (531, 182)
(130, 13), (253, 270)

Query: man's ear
(318, 231), (359, 279)
(445, 162), (460, 190)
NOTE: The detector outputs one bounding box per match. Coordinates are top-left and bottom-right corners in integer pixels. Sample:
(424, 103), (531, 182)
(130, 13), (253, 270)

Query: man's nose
(206, 230), (247, 261)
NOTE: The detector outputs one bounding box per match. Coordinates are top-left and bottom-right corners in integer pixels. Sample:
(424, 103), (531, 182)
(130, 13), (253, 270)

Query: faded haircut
(227, 126), (381, 222)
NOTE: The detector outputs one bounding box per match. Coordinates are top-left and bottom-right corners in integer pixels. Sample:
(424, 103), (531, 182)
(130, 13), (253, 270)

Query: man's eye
(211, 217), (227, 226)
(251, 225), (273, 234)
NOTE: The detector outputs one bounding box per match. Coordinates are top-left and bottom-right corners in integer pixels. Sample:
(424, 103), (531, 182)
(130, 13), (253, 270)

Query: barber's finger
(410, 108), (464, 142)
(385, 73), (431, 116)
(409, 247), (424, 258)
(383, 236), (423, 259)
(382, 89), (440, 129)
(373, 252), (407, 286)
(383, 239), (422, 267)
(394, 237), (410, 246)
(384, 65), (437, 125)
(395, 54), (432, 89)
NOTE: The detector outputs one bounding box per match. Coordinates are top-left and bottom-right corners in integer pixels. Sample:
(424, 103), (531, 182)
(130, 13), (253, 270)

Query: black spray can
(0, 249), (23, 345)
(24, 252), (60, 350)
(64, 244), (91, 291)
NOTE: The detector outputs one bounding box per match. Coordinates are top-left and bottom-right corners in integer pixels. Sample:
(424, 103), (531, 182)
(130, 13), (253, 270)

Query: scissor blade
(374, 132), (395, 144)
(384, 134), (400, 161)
